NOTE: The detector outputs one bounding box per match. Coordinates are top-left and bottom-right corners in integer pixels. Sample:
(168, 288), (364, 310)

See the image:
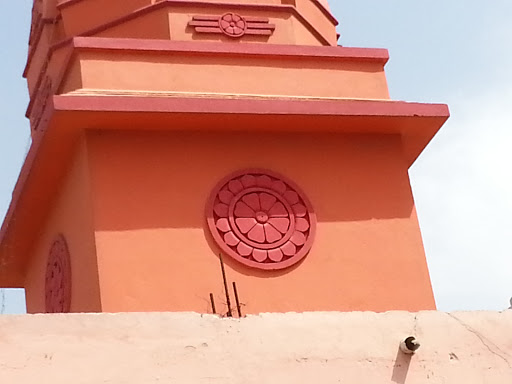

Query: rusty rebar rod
(232, 282), (242, 318)
(219, 253), (232, 317)
(210, 293), (217, 314)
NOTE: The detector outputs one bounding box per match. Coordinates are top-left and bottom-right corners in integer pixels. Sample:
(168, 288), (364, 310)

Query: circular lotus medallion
(45, 234), (72, 313)
(219, 13), (247, 37)
(206, 170), (316, 270)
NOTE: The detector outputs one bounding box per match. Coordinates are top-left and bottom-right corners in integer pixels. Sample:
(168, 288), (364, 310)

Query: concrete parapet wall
(0, 311), (511, 383)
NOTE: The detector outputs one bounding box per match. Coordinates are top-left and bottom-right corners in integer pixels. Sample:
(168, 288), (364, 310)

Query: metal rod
(219, 253), (232, 317)
(210, 293), (217, 314)
(232, 282), (242, 318)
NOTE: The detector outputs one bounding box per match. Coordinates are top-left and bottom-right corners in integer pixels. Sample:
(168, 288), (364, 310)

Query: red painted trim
(52, 95), (449, 119)
(248, 23), (276, 30)
(24, 17), (60, 78)
(76, 1), (333, 46)
(25, 40), (74, 119)
(70, 36), (389, 63)
(309, 0), (338, 26)
(195, 27), (222, 33)
(244, 30), (272, 36)
(189, 20), (218, 27)
(189, 14), (275, 37)
(26, 59), (49, 118)
(56, 0), (83, 9)
(25, 36), (73, 113)
(193, 15), (220, 21)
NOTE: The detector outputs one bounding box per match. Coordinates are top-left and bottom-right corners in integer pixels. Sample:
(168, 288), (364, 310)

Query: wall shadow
(89, 129), (414, 232)
(391, 347), (412, 384)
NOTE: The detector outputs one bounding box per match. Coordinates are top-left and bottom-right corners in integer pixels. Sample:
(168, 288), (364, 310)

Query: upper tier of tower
(25, 1), (398, 140)
(26, 0), (338, 97)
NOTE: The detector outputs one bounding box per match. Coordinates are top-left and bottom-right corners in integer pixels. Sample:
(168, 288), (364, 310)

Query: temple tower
(0, 0), (449, 314)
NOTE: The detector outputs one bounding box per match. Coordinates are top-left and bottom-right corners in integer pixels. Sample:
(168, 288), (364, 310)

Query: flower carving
(45, 234), (72, 313)
(219, 13), (247, 37)
(207, 170), (316, 270)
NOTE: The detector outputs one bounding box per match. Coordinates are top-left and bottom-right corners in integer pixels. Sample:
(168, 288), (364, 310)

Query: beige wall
(0, 311), (510, 383)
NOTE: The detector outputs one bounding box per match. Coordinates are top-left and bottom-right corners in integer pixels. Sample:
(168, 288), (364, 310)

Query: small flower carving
(207, 170), (316, 270)
(219, 13), (247, 37)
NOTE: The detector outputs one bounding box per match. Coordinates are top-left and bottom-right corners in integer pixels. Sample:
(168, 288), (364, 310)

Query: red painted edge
(23, 17), (60, 78)
(26, 59), (50, 118)
(70, 36), (389, 63)
(26, 46), (73, 120)
(52, 95), (450, 118)
(309, 0), (338, 25)
(56, 0), (84, 9)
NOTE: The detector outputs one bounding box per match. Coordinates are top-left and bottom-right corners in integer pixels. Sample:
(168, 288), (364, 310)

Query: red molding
(24, 36), (388, 121)
(190, 14), (276, 38)
(26, 59), (49, 118)
(52, 95), (449, 118)
(24, 17), (61, 78)
(70, 36), (389, 63)
(56, 0), (82, 9)
(310, 0), (338, 26)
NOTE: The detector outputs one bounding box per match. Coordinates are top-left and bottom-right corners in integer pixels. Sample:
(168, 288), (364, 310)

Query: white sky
(0, 1), (511, 313)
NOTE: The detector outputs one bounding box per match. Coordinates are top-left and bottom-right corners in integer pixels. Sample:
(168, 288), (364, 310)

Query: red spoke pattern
(207, 170), (316, 270)
(219, 13), (247, 37)
(45, 234), (72, 313)
(189, 13), (276, 38)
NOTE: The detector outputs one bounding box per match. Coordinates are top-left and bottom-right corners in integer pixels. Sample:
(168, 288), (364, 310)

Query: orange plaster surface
(88, 130), (435, 313)
(24, 137), (101, 313)
(57, 0), (338, 45)
(68, 48), (389, 100)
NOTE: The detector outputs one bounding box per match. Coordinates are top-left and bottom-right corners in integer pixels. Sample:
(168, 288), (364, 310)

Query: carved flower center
(255, 211), (269, 224)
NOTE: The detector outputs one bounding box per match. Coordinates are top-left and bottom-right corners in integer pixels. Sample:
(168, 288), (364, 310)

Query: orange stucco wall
(25, 136), (101, 313)
(87, 130), (435, 313)
(65, 50), (389, 100)
(58, 0), (338, 46)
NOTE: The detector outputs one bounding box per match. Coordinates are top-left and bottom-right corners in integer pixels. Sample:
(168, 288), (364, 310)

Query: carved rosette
(45, 234), (72, 313)
(207, 170), (316, 270)
(189, 13), (275, 38)
(219, 13), (247, 37)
